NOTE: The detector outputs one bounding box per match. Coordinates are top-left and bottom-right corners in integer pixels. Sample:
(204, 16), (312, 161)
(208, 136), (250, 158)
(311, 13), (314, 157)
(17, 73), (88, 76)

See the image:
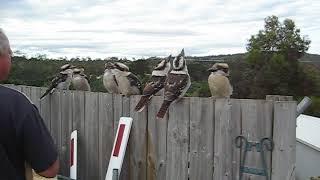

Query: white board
(70, 130), (77, 179)
(105, 117), (133, 180)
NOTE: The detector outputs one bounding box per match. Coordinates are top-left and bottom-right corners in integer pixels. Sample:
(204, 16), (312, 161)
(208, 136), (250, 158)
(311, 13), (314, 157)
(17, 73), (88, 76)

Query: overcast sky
(1, 0), (319, 59)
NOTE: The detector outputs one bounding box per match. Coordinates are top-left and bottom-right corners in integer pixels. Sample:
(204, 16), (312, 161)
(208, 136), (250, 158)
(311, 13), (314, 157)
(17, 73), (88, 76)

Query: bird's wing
(142, 76), (166, 96)
(52, 73), (68, 86)
(134, 76), (166, 112)
(40, 73), (68, 99)
(164, 73), (189, 102)
(127, 73), (143, 93)
(113, 74), (119, 86)
(81, 73), (90, 83)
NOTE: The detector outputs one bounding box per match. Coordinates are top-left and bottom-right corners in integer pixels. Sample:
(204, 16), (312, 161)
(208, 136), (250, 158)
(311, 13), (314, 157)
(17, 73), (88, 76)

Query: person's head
(0, 28), (12, 81)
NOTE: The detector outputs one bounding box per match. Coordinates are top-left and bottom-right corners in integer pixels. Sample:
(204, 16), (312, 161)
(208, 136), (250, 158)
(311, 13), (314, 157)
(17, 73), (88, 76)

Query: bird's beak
(70, 65), (77, 69)
(207, 67), (216, 72)
(105, 62), (113, 69)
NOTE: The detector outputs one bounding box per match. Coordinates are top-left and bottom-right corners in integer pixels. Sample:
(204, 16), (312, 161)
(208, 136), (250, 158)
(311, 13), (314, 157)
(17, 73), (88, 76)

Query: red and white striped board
(105, 117), (133, 180)
(70, 130), (77, 180)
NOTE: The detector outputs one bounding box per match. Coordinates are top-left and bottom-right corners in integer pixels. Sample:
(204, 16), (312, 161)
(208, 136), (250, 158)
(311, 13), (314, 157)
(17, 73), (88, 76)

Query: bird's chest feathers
(115, 74), (130, 89)
(104, 72), (116, 82)
(72, 76), (84, 83)
(104, 71), (113, 77)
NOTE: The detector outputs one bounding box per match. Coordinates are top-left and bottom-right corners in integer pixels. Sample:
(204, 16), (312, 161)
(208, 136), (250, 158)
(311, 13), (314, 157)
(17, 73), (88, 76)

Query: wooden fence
(3, 84), (297, 180)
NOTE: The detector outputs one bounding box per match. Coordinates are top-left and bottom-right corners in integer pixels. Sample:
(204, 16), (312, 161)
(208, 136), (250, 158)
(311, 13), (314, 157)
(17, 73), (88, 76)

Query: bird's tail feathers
(40, 87), (54, 100)
(134, 96), (151, 112)
(156, 100), (171, 119)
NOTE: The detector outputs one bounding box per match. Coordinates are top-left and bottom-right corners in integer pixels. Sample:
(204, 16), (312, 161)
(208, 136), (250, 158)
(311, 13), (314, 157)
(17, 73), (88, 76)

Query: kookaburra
(71, 68), (91, 91)
(113, 62), (142, 96)
(156, 49), (191, 118)
(207, 63), (232, 98)
(103, 62), (121, 94)
(40, 64), (75, 99)
(134, 55), (172, 112)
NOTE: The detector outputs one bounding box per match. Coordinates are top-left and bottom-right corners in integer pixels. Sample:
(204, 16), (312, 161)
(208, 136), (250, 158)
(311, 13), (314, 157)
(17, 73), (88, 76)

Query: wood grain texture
(60, 90), (73, 176)
(121, 96), (131, 180)
(147, 96), (168, 180)
(189, 97), (214, 180)
(40, 87), (51, 131)
(213, 98), (232, 180)
(84, 92), (100, 179)
(98, 93), (114, 180)
(50, 91), (62, 154)
(240, 99), (273, 180)
(166, 97), (190, 180)
(266, 95), (293, 101)
(230, 99), (242, 180)
(30, 86), (41, 109)
(271, 101), (296, 180)
(72, 91), (85, 179)
(129, 95), (147, 180)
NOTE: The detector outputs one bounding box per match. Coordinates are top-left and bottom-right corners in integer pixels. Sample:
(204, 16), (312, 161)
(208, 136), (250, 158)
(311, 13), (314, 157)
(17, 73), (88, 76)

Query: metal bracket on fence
(112, 169), (119, 180)
(235, 135), (274, 180)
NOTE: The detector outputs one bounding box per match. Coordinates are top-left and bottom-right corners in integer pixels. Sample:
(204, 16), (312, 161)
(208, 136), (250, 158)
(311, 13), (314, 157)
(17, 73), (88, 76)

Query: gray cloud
(124, 28), (199, 36)
(1, 0), (319, 58)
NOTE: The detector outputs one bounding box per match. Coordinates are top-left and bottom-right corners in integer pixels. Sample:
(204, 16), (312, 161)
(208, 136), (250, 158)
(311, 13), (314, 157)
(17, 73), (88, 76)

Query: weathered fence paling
(2, 84), (296, 180)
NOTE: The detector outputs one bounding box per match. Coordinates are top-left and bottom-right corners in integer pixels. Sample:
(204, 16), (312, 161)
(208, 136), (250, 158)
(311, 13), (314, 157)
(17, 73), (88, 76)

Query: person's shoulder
(0, 85), (34, 105)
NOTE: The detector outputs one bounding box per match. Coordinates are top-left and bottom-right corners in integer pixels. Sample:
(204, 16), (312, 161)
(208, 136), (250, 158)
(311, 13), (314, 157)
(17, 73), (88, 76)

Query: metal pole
(296, 96), (312, 117)
(112, 169), (119, 180)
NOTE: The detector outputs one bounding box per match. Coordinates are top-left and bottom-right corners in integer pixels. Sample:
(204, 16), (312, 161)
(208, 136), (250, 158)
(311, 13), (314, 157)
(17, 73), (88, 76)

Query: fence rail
(2, 84), (297, 180)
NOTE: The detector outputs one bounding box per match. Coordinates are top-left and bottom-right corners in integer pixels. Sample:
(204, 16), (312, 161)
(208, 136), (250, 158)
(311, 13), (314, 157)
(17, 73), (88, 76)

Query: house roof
(296, 114), (320, 149)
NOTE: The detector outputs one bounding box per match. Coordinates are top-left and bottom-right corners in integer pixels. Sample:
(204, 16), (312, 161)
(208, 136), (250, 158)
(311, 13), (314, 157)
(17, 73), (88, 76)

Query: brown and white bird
(207, 63), (232, 98)
(134, 55), (172, 112)
(156, 49), (191, 118)
(40, 64), (75, 99)
(71, 68), (91, 91)
(103, 62), (121, 94)
(113, 62), (143, 96)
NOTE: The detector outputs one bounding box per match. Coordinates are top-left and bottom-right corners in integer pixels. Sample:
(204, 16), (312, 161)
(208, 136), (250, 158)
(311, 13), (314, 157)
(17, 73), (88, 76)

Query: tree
(245, 15), (312, 98)
(247, 15), (311, 58)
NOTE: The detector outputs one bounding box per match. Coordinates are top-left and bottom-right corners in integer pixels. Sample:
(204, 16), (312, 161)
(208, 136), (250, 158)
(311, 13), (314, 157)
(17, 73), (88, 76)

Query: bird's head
(153, 55), (172, 74)
(114, 62), (129, 72)
(207, 63), (230, 76)
(104, 62), (115, 70)
(73, 68), (84, 75)
(60, 68), (74, 77)
(172, 49), (186, 71)
(60, 64), (76, 71)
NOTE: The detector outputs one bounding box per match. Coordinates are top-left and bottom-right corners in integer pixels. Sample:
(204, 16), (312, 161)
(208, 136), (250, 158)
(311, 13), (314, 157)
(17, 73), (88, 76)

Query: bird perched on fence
(71, 68), (91, 91)
(102, 62), (121, 94)
(156, 49), (191, 118)
(40, 64), (75, 99)
(207, 63), (232, 99)
(113, 62), (142, 96)
(134, 55), (173, 112)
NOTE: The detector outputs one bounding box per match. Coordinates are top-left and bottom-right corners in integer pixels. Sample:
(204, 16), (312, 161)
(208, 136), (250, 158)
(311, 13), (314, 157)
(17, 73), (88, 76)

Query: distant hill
(186, 53), (246, 62)
(300, 53), (320, 68)
(187, 52), (320, 64)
